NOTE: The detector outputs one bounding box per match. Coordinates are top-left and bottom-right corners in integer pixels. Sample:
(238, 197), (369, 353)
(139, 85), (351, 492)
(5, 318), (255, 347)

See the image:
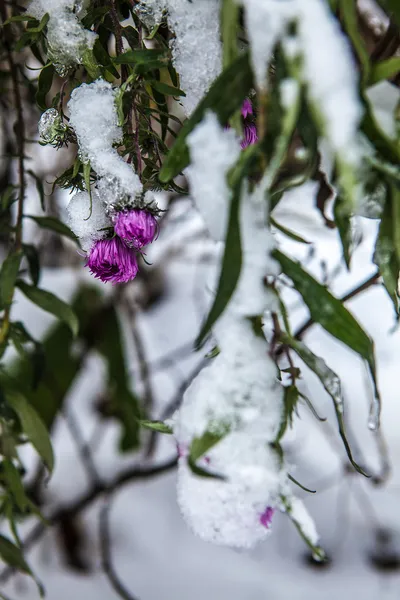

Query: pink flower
(241, 98), (253, 119)
(241, 123), (258, 149)
(114, 209), (158, 249)
(260, 506), (274, 529)
(86, 237), (138, 284)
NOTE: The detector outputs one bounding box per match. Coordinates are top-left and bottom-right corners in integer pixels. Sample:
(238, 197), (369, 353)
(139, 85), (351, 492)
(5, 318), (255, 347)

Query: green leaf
(159, 52), (253, 182)
(274, 250), (374, 361)
(369, 57), (400, 86)
(22, 244), (40, 286)
(288, 473), (316, 494)
(0, 252), (22, 309)
(221, 0), (239, 69)
(93, 39), (120, 79)
(113, 48), (168, 65)
(27, 169), (46, 210)
(334, 192), (352, 268)
(16, 281), (79, 337)
(83, 161), (92, 215)
(140, 420), (173, 434)
(270, 217), (310, 244)
(35, 62), (54, 111)
(274, 250), (381, 428)
(276, 385), (299, 442)
(281, 495), (326, 562)
(187, 456), (226, 480)
(151, 81), (185, 97)
(81, 47), (101, 80)
(25, 215), (78, 243)
(3, 460), (28, 512)
(195, 183), (242, 348)
(27, 12), (49, 33)
(0, 534), (31, 574)
(374, 183), (400, 316)
(6, 391), (54, 472)
(0, 186), (17, 213)
(283, 335), (369, 476)
(190, 430), (226, 462)
(121, 25), (139, 50)
(339, 0), (370, 85)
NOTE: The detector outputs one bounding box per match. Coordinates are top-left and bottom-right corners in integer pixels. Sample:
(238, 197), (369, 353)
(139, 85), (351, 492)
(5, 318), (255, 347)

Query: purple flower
(114, 209), (158, 249)
(86, 237), (138, 284)
(259, 506), (274, 529)
(241, 98), (253, 119)
(241, 123), (258, 149)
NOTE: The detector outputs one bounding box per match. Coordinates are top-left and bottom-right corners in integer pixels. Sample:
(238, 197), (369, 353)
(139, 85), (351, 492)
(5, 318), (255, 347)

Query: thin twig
(63, 408), (101, 486)
(0, 457), (178, 584)
(99, 494), (139, 600)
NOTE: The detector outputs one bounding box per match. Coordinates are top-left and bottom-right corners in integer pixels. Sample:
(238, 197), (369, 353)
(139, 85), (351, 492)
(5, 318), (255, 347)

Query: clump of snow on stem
(174, 319), (285, 548)
(67, 190), (111, 251)
(68, 80), (143, 205)
(28, 0), (97, 75)
(186, 111), (240, 242)
(136, 0), (222, 115)
(241, 0), (362, 162)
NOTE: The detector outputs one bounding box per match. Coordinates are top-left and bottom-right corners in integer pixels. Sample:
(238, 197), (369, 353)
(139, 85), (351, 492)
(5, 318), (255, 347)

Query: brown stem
(0, 2), (26, 342)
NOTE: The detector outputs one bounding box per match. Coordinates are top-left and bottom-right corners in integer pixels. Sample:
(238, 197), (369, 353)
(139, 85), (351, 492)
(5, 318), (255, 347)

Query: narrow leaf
(22, 244), (40, 286)
(0, 534), (31, 574)
(283, 335), (369, 476)
(195, 182), (242, 348)
(369, 57), (400, 86)
(25, 215), (77, 243)
(0, 252), (22, 308)
(6, 391), (54, 472)
(140, 420), (173, 434)
(35, 62), (54, 111)
(190, 430), (226, 462)
(17, 281), (79, 337)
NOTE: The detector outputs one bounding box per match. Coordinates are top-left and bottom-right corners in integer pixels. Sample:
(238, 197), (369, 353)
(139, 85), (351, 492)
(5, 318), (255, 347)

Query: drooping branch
(0, 457), (178, 584)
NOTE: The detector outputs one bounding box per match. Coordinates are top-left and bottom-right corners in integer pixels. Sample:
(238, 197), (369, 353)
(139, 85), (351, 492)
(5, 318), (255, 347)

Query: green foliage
(1, 0), (400, 578)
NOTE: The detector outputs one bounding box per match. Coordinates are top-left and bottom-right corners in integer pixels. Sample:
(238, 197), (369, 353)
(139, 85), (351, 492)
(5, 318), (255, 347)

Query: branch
(99, 494), (139, 600)
(0, 457), (178, 584)
(0, 3), (26, 343)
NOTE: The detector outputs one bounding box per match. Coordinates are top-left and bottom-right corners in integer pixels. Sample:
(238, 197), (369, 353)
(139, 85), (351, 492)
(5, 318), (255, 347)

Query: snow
(168, 0), (221, 115)
(67, 80), (143, 205)
(186, 111), (241, 242)
(137, 0), (222, 115)
(297, 0), (363, 161)
(285, 496), (320, 547)
(28, 0), (97, 75)
(241, 0), (295, 90)
(66, 190), (112, 252)
(241, 0), (362, 162)
(6, 183), (400, 598)
(177, 439), (284, 548)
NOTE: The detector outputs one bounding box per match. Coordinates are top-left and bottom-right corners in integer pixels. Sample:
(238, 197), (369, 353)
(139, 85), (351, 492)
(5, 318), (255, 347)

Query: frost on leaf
(28, 0), (97, 75)
(186, 111), (241, 242)
(67, 80), (143, 206)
